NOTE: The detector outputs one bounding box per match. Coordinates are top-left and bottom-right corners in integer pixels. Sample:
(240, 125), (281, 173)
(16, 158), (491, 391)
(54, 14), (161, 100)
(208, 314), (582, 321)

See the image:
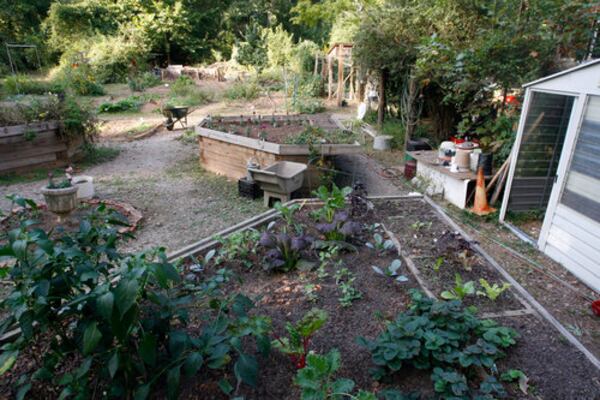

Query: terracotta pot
(41, 185), (78, 215)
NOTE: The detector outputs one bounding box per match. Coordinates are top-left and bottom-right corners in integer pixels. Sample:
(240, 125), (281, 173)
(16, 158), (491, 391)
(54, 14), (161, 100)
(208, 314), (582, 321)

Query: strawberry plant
(272, 308), (327, 369)
(295, 350), (418, 400)
(0, 202), (271, 399)
(358, 290), (519, 398)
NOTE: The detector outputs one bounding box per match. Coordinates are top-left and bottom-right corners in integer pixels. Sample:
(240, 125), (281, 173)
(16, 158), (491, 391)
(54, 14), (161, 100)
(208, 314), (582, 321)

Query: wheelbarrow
(163, 106), (189, 130)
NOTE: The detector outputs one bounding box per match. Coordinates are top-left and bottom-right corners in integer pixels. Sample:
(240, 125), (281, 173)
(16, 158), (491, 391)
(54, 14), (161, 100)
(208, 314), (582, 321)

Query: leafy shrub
(59, 62), (105, 96)
(167, 76), (212, 107)
(225, 81), (261, 101)
(358, 290), (519, 398)
(0, 202), (271, 399)
(128, 71), (161, 92)
(292, 96), (325, 114)
(0, 95), (96, 142)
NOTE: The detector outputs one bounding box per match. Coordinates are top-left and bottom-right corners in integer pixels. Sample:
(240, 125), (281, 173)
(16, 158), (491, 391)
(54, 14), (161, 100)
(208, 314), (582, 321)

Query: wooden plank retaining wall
(0, 121), (83, 174)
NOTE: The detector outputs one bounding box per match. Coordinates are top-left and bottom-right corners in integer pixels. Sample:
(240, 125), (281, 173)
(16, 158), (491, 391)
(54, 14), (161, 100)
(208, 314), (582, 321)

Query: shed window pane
(508, 91), (574, 213)
(561, 95), (600, 223)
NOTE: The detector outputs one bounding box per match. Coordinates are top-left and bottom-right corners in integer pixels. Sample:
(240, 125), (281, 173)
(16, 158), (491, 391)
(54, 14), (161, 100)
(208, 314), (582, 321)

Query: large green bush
(0, 201), (271, 399)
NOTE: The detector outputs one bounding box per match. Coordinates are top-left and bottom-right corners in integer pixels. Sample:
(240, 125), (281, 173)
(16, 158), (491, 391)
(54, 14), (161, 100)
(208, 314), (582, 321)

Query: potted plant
(41, 167), (78, 219)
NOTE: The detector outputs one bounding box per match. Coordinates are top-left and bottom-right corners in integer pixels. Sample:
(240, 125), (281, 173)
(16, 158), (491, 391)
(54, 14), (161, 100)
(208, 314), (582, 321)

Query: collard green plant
(0, 201), (271, 399)
(358, 290), (519, 399)
(366, 233), (395, 253)
(273, 201), (303, 234)
(311, 184), (352, 223)
(272, 308), (327, 369)
(477, 279), (511, 301)
(440, 273), (475, 300)
(371, 259), (409, 283)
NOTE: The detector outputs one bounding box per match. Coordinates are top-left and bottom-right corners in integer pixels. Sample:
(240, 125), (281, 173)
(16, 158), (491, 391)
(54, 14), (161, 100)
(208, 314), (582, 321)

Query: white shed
(500, 59), (600, 292)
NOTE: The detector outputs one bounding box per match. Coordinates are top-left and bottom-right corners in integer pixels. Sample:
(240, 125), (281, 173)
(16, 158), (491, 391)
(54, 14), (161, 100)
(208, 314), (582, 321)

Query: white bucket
(73, 176), (94, 199)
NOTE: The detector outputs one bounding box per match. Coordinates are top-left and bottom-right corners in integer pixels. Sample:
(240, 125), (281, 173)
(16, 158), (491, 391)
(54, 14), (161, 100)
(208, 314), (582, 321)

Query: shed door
(543, 95), (600, 291)
(506, 91), (575, 213)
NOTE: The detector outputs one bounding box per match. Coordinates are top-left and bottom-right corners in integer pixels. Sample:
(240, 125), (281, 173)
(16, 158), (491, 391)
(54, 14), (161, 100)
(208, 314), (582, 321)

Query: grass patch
(166, 76), (212, 107)
(124, 123), (154, 137)
(80, 145), (121, 166)
(176, 129), (200, 144)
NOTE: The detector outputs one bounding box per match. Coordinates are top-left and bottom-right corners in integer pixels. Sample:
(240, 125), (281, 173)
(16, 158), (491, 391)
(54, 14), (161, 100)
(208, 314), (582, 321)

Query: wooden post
(377, 68), (387, 127)
(337, 46), (344, 107)
(328, 55), (333, 100)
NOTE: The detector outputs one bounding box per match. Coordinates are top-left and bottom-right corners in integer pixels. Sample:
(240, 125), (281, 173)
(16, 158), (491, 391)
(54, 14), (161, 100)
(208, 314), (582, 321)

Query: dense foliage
(0, 201), (271, 399)
(358, 290), (519, 399)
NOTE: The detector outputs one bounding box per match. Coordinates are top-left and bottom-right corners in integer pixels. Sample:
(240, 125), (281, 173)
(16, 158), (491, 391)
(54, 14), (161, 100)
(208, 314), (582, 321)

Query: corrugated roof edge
(523, 58), (600, 88)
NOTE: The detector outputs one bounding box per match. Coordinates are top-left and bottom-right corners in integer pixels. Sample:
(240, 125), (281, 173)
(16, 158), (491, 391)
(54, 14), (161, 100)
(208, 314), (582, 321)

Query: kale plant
(311, 184), (352, 223)
(315, 210), (362, 242)
(358, 290), (519, 399)
(259, 230), (312, 272)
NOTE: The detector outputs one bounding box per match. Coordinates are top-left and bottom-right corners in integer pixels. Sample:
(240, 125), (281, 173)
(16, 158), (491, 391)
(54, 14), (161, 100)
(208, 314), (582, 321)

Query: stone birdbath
(41, 169), (78, 222)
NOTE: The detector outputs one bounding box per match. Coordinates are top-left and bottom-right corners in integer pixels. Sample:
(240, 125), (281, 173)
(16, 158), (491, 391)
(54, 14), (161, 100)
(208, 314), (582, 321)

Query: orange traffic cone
(470, 166), (496, 216)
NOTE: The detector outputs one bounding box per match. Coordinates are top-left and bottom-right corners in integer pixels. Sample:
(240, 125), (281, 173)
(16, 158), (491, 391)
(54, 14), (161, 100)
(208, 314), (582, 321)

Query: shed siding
(545, 205), (600, 291)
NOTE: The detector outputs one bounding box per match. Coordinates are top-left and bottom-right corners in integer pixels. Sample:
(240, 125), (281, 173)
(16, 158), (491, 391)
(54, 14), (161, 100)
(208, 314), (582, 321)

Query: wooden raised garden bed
(0, 121), (83, 174)
(170, 195), (600, 399)
(196, 114), (361, 187)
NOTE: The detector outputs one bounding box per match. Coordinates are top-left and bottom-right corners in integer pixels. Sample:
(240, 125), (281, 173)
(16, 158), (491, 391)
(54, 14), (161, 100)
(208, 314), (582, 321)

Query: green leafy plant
(98, 96), (142, 113)
(225, 81), (261, 100)
(334, 268), (362, 307)
(0, 202), (271, 399)
(273, 201), (303, 233)
(366, 233), (395, 253)
(294, 350), (417, 400)
(302, 284), (319, 303)
(214, 229), (261, 268)
(273, 308), (328, 369)
(311, 184), (352, 223)
(433, 256), (444, 272)
(440, 273), (475, 300)
(500, 369), (529, 394)
(358, 290), (519, 398)
(410, 221), (432, 231)
(477, 279), (511, 301)
(371, 259), (409, 282)
(317, 245), (341, 279)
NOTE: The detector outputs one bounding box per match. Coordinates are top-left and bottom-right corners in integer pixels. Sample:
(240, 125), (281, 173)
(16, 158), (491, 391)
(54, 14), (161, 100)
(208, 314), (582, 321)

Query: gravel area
(0, 130), (264, 253)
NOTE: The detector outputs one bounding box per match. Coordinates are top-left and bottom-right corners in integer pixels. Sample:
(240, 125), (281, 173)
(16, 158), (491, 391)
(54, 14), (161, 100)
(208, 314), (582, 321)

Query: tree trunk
(378, 68), (387, 128)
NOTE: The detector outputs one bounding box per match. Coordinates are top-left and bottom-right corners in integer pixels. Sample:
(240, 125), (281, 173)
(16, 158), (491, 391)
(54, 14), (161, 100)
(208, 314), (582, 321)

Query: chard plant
(477, 279), (511, 301)
(0, 201), (271, 399)
(272, 308), (328, 369)
(259, 230), (312, 272)
(440, 273), (476, 300)
(358, 290), (519, 399)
